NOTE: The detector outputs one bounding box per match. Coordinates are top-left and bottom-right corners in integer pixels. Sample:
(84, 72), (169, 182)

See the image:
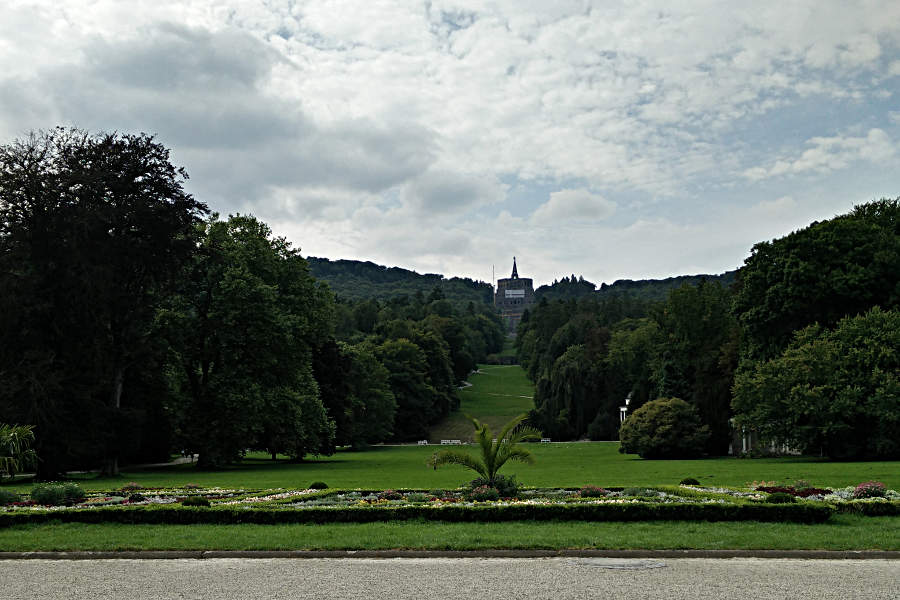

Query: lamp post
(619, 392), (633, 424)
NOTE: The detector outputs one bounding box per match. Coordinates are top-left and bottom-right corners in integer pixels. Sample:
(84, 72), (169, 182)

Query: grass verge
(0, 515), (896, 551)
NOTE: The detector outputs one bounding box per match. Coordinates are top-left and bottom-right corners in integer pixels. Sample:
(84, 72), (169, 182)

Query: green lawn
(428, 364), (534, 442)
(4, 443), (899, 493)
(1, 515), (897, 551)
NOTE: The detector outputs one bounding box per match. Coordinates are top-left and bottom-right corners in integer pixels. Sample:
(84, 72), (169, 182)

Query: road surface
(1, 557), (897, 599)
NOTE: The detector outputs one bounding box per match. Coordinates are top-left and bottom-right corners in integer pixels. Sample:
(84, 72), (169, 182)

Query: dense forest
(307, 257), (493, 305)
(534, 271), (737, 302)
(518, 199), (899, 459)
(0, 130), (504, 478)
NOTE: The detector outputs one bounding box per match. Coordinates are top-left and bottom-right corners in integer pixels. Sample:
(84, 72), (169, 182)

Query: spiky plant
(427, 414), (541, 484)
(0, 423), (38, 479)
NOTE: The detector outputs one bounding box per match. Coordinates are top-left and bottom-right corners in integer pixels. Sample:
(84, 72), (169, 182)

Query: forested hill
(306, 257), (493, 304)
(535, 270), (737, 302)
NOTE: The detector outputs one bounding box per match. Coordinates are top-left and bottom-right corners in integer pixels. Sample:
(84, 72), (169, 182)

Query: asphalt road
(2, 557), (897, 599)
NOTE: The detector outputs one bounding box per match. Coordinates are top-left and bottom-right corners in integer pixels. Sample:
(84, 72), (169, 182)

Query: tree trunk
(99, 368), (125, 477)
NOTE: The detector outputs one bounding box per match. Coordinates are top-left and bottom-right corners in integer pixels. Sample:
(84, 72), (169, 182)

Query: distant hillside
(306, 257), (493, 304)
(535, 270), (737, 302)
(598, 270), (737, 301)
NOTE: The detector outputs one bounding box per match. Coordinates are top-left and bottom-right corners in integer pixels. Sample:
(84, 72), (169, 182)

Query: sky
(1, 1), (899, 288)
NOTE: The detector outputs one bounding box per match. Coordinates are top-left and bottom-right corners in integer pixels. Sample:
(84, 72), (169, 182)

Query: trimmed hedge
(834, 501), (900, 517)
(0, 501), (833, 527)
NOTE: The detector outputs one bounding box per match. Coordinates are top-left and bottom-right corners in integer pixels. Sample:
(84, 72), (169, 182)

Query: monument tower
(494, 257), (534, 334)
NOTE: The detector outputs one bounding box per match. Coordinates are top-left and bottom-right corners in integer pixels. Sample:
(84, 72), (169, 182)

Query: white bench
(541, 438), (552, 443)
(440, 439), (463, 445)
(417, 440), (428, 445)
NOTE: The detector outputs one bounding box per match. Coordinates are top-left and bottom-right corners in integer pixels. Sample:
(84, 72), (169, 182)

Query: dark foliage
(619, 398), (711, 459)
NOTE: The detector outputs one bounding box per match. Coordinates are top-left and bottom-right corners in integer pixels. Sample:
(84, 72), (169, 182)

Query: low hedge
(0, 501), (833, 527)
(834, 500), (900, 517)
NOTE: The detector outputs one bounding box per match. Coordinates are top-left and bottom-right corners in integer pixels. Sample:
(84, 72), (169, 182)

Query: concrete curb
(1, 549), (898, 560)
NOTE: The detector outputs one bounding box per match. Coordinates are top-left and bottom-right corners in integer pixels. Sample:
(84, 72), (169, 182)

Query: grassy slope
(428, 364), (534, 443)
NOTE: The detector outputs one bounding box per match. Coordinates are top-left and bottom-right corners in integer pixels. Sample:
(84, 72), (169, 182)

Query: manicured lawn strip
(1, 515), (896, 551)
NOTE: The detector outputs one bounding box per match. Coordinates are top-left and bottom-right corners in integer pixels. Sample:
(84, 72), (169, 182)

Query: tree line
(0, 129), (505, 478)
(517, 198), (899, 459)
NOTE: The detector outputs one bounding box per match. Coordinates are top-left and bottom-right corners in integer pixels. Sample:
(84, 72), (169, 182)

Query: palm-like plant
(0, 423), (38, 479)
(428, 414), (541, 484)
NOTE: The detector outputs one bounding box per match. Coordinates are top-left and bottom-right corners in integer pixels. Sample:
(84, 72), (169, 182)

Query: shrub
(578, 486), (607, 498)
(309, 481), (329, 490)
(679, 477), (701, 486)
(469, 474), (520, 498)
(0, 489), (19, 505)
(377, 490), (403, 501)
(623, 487), (658, 498)
(467, 485), (500, 502)
(31, 483), (85, 506)
(619, 397), (710, 459)
(62, 483), (85, 504)
(406, 493), (430, 503)
(182, 496), (210, 507)
(128, 493), (146, 502)
(428, 489), (445, 498)
(853, 481), (887, 499)
(766, 492), (796, 504)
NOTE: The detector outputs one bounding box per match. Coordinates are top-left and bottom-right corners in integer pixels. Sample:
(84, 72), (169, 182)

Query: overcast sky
(2, 1), (899, 287)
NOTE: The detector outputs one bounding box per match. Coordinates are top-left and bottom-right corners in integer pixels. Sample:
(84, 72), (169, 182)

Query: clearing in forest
(428, 364), (534, 443)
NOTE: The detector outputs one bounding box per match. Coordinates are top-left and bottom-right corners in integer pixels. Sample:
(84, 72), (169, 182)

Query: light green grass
(1, 515), (897, 551)
(4, 443), (899, 493)
(429, 364), (534, 442)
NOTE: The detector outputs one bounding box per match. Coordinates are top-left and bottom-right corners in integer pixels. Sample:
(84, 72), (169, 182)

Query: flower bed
(1, 482), (895, 524)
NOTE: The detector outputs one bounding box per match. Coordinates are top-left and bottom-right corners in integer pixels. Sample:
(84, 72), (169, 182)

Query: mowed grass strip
(429, 364), (535, 442)
(5, 443), (900, 493)
(0, 515), (897, 551)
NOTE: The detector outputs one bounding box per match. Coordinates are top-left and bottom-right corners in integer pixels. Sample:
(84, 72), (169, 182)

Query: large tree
(0, 129), (208, 477)
(734, 198), (900, 362)
(733, 307), (900, 459)
(160, 215), (334, 467)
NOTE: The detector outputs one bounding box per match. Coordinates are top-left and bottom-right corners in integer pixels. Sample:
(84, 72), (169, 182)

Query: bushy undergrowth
(0, 489), (19, 505)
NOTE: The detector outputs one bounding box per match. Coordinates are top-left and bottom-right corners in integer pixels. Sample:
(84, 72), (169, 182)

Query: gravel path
(2, 557), (897, 599)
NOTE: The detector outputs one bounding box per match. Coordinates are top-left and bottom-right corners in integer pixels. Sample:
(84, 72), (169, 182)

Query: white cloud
(1, 1), (899, 284)
(530, 189), (616, 225)
(743, 129), (897, 180)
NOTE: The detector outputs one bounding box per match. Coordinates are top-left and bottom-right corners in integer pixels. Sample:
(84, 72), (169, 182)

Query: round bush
(377, 490), (403, 501)
(182, 496), (210, 507)
(62, 482), (86, 504)
(619, 397), (710, 459)
(309, 481), (329, 490)
(679, 477), (701, 486)
(406, 493), (430, 503)
(766, 492), (796, 504)
(128, 493), (147, 502)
